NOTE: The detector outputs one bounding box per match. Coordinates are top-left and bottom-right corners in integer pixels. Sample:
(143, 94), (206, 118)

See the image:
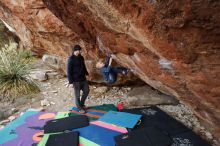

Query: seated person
(96, 54), (129, 84)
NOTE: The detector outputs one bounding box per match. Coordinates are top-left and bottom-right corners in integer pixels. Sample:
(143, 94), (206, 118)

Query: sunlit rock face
(0, 0), (219, 142)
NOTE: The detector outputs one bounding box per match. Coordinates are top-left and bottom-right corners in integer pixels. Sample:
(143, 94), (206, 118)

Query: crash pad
(38, 133), (99, 146)
(68, 112), (98, 121)
(74, 123), (122, 146)
(69, 104), (118, 121)
(88, 104), (117, 112)
(122, 106), (189, 134)
(98, 111), (142, 128)
(0, 111), (38, 144)
(45, 131), (79, 146)
(171, 131), (211, 146)
(44, 115), (89, 134)
(90, 121), (128, 133)
(0, 110), (56, 146)
(55, 112), (69, 119)
(121, 107), (210, 146)
(114, 127), (173, 146)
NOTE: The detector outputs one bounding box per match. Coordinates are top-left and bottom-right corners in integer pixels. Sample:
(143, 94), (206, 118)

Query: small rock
(205, 132), (213, 139)
(42, 92), (48, 95)
(50, 102), (55, 105)
(0, 119), (10, 125)
(11, 108), (18, 114)
(34, 107), (45, 111)
(8, 116), (16, 121)
(40, 99), (50, 106)
(52, 90), (58, 93)
(113, 87), (119, 91)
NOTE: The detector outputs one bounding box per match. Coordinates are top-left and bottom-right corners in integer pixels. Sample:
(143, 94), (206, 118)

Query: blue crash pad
(98, 111), (142, 128)
(74, 124), (122, 146)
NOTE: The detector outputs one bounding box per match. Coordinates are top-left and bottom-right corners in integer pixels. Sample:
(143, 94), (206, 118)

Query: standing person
(96, 54), (130, 84)
(67, 45), (90, 114)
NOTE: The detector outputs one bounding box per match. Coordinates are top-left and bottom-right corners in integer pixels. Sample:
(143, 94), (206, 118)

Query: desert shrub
(0, 42), (40, 100)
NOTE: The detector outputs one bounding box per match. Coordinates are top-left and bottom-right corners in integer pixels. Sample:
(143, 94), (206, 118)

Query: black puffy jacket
(67, 54), (89, 83)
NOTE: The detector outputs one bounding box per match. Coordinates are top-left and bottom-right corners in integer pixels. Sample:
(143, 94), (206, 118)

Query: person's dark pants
(108, 67), (128, 84)
(73, 80), (90, 109)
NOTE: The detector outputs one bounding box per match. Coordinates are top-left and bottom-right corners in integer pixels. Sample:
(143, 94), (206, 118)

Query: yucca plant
(0, 42), (40, 100)
(18, 49), (35, 60)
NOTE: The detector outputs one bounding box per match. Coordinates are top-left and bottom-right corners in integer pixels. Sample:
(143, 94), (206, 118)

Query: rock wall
(0, 0), (219, 142)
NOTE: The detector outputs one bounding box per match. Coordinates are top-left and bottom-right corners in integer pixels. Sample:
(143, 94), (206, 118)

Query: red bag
(117, 102), (124, 111)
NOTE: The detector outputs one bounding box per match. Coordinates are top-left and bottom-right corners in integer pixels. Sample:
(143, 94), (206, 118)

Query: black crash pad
(122, 106), (190, 135)
(44, 115), (89, 134)
(114, 127), (173, 146)
(171, 131), (211, 146)
(45, 131), (79, 146)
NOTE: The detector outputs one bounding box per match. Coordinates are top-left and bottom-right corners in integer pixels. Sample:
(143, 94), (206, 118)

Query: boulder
(30, 69), (63, 81)
(42, 54), (63, 71)
(124, 85), (179, 106)
(47, 71), (64, 79)
(30, 70), (48, 81)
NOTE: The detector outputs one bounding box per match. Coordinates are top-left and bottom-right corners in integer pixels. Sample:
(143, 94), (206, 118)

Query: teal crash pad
(98, 111), (142, 128)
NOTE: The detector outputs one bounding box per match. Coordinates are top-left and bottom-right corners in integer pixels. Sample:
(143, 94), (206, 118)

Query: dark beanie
(72, 45), (82, 52)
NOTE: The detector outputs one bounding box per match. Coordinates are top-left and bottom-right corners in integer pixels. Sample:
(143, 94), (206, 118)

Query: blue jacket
(100, 56), (115, 83)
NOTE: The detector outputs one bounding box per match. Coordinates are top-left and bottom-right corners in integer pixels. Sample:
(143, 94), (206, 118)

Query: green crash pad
(69, 104), (117, 121)
(38, 133), (99, 146)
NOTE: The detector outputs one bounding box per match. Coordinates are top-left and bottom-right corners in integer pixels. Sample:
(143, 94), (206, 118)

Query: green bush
(0, 42), (40, 99)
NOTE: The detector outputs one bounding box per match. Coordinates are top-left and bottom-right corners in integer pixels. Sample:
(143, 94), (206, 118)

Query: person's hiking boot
(79, 109), (86, 114)
(82, 105), (87, 110)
